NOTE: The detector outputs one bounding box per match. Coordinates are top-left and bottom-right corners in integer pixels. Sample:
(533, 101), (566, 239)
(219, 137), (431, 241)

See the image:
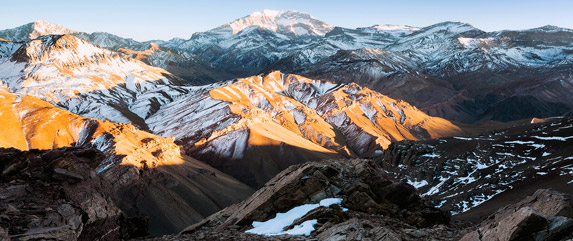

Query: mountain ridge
(0, 33), (468, 189)
(2, 16), (571, 43)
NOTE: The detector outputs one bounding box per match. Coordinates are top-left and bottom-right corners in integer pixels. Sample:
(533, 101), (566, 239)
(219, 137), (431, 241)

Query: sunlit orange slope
(0, 87), (255, 234)
(0, 87), (184, 170)
(148, 71), (465, 187)
(199, 71), (464, 156)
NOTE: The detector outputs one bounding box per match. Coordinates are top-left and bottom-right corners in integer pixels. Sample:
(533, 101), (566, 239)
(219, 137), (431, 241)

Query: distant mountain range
(1, 10), (572, 123)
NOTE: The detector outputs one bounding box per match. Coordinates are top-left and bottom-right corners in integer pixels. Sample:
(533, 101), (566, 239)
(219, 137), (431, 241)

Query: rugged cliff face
(0, 147), (147, 240)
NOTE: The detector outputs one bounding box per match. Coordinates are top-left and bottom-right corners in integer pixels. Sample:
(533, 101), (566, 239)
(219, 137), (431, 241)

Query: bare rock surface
(140, 159), (454, 240)
(0, 147), (147, 241)
(460, 189), (573, 241)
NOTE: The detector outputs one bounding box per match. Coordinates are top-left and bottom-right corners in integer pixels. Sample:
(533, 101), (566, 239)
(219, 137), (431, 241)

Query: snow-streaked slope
(0, 20), (222, 84)
(1, 16), (571, 124)
(388, 21), (484, 62)
(302, 47), (457, 107)
(117, 43), (234, 84)
(0, 20), (147, 51)
(74, 31), (147, 50)
(0, 34), (190, 127)
(372, 24), (420, 32)
(0, 38), (20, 59)
(147, 71), (465, 187)
(166, 11), (416, 77)
(246, 198), (346, 236)
(379, 117), (573, 214)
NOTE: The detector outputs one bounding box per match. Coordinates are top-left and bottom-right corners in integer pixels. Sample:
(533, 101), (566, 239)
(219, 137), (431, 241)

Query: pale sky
(1, 0), (572, 41)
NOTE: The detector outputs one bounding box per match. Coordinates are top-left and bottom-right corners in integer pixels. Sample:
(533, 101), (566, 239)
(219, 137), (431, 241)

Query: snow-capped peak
(251, 9), (284, 18)
(407, 21), (481, 38)
(0, 20), (75, 42)
(29, 20), (74, 37)
(214, 9), (334, 36)
(371, 24), (420, 32)
(12, 34), (105, 64)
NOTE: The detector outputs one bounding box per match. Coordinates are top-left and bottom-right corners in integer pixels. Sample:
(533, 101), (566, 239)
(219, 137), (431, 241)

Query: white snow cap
(372, 24), (420, 31)
(28, 20), (75, 39)
(220, 9), (334, 36)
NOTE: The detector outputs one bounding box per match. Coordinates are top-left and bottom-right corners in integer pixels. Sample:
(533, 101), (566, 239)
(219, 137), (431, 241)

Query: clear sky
(1, 0), (572, 41)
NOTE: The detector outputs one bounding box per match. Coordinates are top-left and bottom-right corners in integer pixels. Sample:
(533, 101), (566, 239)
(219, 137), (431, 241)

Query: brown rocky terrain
(135, 158), (573, 241)
(140, 159), (455, 240)
(460, 189), (573, 241)
(0, 147), (147, 240)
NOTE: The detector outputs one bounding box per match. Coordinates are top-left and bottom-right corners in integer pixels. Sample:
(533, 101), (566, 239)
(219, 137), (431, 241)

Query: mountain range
(0, 31), (468, 189)
(0, 9), (572, 240)
(2, 10), (572, 123)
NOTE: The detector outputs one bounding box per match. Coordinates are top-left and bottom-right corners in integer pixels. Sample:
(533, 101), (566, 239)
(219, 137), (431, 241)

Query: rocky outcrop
(151, 159), (453, 240)
(0, 147), (147, 241)
(460, 189), (573, 241)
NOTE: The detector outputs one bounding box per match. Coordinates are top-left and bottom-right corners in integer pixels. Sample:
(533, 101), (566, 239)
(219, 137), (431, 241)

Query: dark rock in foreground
(460, 189), (573, 241)
(141, 159), (454, 240)
(0, 147), (147, 240)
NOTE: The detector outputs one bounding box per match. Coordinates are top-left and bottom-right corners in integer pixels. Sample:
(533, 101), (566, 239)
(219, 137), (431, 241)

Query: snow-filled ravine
(246, 198), (347, 236)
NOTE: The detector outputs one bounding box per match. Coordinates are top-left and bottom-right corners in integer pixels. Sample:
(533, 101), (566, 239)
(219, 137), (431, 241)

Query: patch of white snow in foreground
(246, 198), (346, 236)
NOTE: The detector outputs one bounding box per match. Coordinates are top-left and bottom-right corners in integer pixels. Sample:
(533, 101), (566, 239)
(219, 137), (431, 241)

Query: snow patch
(421, 153), (440, 158)
(246, 198), (346, 236)
(532, 135), (573, 141)
(505, 140), (535, 144)
(407, 179), (428, 188)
